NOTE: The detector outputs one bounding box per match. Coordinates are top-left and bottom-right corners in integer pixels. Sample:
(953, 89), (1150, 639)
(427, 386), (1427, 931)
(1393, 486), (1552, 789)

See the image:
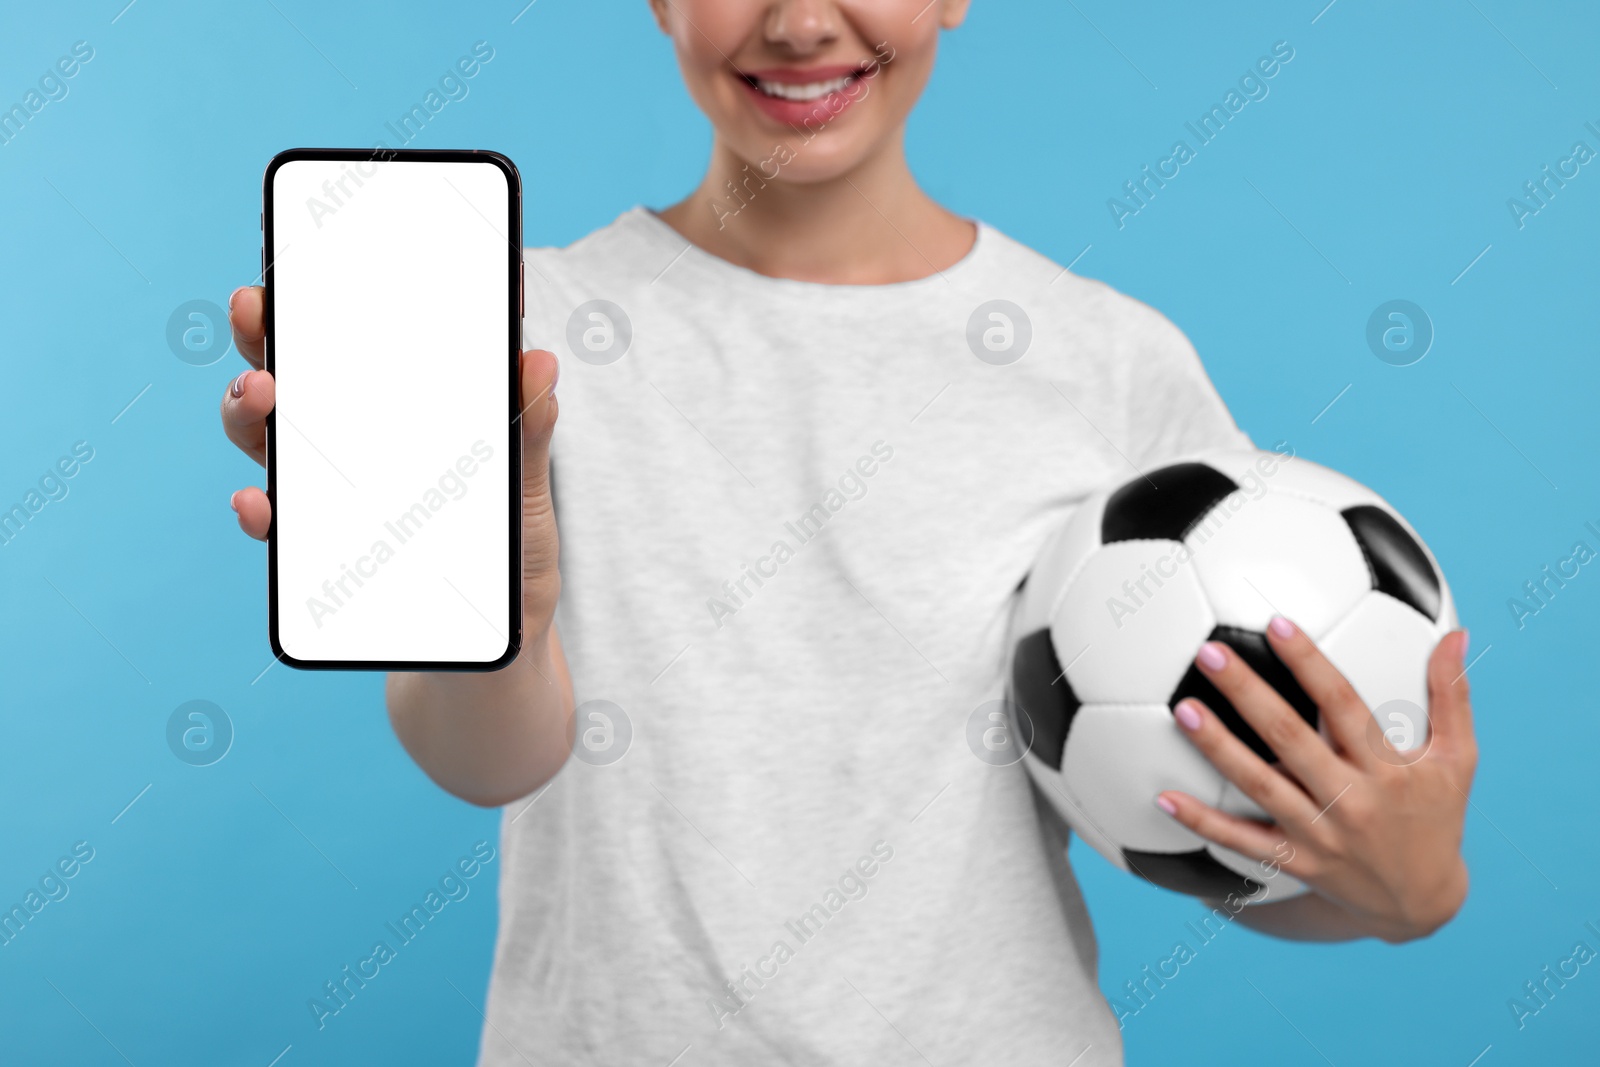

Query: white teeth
(754, 75), (854, 102)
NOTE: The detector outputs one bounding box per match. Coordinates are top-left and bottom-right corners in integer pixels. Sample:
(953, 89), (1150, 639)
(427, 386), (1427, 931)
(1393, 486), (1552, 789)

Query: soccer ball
(1007, 447), (1455, 902)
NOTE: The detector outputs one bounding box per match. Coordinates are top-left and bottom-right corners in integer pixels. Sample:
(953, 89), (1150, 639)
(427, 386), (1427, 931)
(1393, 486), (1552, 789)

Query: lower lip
(737, 75), (863, 127)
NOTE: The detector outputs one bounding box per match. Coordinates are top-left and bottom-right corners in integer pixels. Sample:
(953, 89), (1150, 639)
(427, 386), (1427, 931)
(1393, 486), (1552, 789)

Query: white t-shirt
(483, 207), (1250, 1066)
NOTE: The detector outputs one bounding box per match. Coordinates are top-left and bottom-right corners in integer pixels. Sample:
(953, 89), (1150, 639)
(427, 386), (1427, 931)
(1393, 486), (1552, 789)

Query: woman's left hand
(1157, 618), (1477, 943)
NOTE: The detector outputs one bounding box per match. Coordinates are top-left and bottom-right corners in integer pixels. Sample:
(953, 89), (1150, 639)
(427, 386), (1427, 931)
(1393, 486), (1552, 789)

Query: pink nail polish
(231, 370), (249, 398)
(1155, 796), (1177, 816)
(1196, 642), (1227, 671)
(1268, 616), (1296, 639)
(1174, 700), (1202, 731)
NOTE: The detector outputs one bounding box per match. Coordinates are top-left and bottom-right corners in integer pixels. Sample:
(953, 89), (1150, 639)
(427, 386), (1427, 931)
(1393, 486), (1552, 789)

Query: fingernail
(1196, 642), (1227, 671)
(1268, 616), (1296, 639)
(1459, 629), (1470, 662)
(228, 288), (239, 310)
(231, 370), (249, 398)
(229, 491), (240, 513)
(1174, 700), (1202, 731)
(1155, 795), (1178, 816)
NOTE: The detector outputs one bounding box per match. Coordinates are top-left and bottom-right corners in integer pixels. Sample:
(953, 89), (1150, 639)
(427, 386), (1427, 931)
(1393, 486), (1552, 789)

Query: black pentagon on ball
(1101, 462), (1239, 544)
(1123, 847), (1264, 899)
(1169, 626), (1318, 764)
(1342, 505), (1442, 621)
(1009, 628), (1081, 771)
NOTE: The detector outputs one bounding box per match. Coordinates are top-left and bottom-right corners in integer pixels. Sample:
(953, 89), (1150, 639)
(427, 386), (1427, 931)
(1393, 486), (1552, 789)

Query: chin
(763, 142), (874, 184)
(716, 110), (886, 180)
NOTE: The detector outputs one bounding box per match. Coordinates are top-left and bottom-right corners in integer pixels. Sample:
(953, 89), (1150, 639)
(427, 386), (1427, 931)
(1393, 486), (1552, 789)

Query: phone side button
(519, 260), (524, 318)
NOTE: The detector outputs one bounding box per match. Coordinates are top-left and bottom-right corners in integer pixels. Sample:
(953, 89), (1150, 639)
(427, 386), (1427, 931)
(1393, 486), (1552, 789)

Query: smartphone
(262, 148), (522, 670)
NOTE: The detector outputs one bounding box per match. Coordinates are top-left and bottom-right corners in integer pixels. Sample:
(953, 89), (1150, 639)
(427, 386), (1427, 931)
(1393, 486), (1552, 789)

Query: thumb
(519, 348), (559, 497)
(518, 349), (561, 590)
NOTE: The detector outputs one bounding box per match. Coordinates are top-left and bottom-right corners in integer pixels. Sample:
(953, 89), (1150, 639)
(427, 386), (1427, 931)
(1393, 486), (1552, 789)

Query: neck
(657, 134), (975, 285)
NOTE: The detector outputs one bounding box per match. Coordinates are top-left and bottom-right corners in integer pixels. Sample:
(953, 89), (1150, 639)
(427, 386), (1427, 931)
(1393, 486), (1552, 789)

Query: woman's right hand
(219, 284), (565, 640)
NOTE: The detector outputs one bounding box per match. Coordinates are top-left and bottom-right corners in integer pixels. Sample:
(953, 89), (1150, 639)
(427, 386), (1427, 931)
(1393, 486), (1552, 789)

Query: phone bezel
(262, 147), (524, 672)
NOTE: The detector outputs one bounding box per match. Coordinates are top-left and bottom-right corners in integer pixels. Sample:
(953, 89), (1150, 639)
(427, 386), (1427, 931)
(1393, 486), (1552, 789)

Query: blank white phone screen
(269, 158), (514, 666)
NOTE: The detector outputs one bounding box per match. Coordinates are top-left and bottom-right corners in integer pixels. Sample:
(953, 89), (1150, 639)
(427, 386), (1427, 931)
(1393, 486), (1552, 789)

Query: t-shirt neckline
(625, 205), (993, 299)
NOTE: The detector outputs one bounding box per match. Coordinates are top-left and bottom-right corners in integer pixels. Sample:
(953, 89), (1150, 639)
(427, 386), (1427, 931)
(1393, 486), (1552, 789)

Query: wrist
(1362, 859), (1469, 943)
(519, 617), (554, 661)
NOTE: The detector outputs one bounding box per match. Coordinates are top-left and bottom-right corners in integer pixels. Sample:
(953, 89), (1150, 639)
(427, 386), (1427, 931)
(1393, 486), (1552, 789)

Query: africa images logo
(704, 442), (894, 629)
(304, 441), (494, 630)
(308, 842), (497, 1030)
(1106, 40), (1295, 229)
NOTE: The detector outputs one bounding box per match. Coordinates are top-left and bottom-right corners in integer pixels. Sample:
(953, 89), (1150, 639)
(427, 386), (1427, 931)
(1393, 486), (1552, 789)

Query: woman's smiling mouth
(749, 73), (858, 101)
(736, 64), (878, 124)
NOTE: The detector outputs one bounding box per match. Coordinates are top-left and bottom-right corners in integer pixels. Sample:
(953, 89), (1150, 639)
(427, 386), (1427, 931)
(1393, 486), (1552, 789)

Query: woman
(221, 2), (1477, 1062)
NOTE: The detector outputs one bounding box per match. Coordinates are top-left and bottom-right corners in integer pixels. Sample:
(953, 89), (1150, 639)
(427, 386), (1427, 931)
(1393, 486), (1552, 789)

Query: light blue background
(2, 1), (1596, 1064)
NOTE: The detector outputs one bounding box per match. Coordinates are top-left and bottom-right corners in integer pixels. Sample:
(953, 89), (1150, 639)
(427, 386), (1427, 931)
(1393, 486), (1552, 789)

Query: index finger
(1265, 616), (1379, 766)
(228, 285), (264, 368)
(1191, 640), (1348, 803)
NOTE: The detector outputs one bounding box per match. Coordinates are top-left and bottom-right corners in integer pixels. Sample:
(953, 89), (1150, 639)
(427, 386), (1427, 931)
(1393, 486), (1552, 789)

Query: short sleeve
(1123, 311), (1252, 467)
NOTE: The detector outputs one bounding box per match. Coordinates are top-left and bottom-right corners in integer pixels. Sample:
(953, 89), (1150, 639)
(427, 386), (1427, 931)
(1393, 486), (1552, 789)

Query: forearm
(385, 624), (574, 807)
(1228, 875), (1464, 944)
(1225, 891), (1371, 943)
